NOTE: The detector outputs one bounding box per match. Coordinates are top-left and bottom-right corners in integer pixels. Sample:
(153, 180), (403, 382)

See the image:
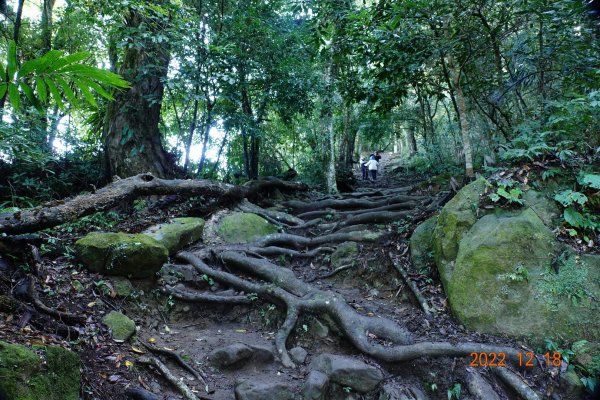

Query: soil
(0, 153), (594, 399)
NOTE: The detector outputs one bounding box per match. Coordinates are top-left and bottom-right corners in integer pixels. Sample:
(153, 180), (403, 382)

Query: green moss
(448, 209), (599, 342)
(330, 242), (358, 268)
(410, 215), (438, 271)
(75, 232), (168, 278)
(102, 311), (136, 342)
(0, 341), (80, 400)
(143, 217), (205, 254)
(432, 178), (487, 287)
(216, 212), (278, 243)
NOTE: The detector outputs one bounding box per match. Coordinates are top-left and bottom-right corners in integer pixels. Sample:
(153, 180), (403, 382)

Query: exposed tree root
(0, 294), (79, 339)
(337, 200), (425, 216)
(251, 230), (384, 249)
(333, 211), (411, 231)
(236, 199), (304, 227)
(177, 251), (524, 370)
(310, 264), (354, 281)
(0, 173), (307, 234)
(283, 194), (428, 213)
(125, 386), (161, 400)
(141, 342), (209, 393)
(27, 274), (86, 325)
(388, 253), (432, 316)
(297, 209), (336, 220)
(162, 285), (252, 304)
(493, 368), (541, 400)
(140, 356), (200, 400)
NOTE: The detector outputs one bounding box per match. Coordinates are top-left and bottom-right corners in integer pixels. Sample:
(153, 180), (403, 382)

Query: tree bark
(103, 7), (176, 179)
(451, 66), (475, 178)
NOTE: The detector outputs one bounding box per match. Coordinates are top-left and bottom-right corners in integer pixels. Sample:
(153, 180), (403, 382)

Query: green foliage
(487, 179), (524, 206)
(1, 40), (129, 112)
(447, 383), (461, 400)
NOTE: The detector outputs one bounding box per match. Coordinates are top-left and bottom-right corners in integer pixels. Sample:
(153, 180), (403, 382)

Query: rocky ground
(0, 153), (597, 400)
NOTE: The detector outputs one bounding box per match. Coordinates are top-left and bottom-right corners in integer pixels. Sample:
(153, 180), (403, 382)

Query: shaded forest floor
(0, 153), (588, 399)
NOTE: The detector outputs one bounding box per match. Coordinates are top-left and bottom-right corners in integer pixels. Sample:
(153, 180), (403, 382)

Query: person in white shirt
(365, 155), (379, 181)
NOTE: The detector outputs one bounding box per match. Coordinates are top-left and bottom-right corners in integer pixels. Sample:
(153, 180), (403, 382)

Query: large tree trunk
(103, 9), (176, 179)
(322, 55), (338, 195)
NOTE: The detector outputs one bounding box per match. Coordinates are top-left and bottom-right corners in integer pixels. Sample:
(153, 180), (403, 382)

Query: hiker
(360, 156), (368, 180)
(365, 155), (379, 181)
(374, 151), (382, 163)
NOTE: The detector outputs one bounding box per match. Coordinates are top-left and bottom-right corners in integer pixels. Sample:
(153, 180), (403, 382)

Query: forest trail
(0, 156), (564, 400)
(97, 154), (544, 400)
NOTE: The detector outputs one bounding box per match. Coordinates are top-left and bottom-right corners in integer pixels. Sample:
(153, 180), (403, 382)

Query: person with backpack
(364, 155), (379, 181)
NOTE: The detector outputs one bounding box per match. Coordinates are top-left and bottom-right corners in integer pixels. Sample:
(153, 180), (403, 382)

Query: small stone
(71, 280), (84, 292)
(110, 277), (133, 297)
(303, 370), (329, 400)
(309, 353), (383, 393)
(208, 343), (273, 369)
(310, 319), (329, 339)
(102, 311), (136, 342)
(289, 346), (308, 364)
(234, 380), (294, 400)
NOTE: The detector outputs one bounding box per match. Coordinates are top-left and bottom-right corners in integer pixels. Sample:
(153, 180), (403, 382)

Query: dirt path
(0, 155), (579, 399)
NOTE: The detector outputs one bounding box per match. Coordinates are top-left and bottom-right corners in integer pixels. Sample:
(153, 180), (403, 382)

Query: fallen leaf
(125, 360), (134, 368)
(148, 337), (157, 343)
(234, 329), (246, 333)
(87, 302), (96, 308)
(131, 346), (145, 354)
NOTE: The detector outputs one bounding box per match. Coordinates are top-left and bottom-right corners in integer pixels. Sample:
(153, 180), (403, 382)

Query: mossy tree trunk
(103, 8), (176, 179)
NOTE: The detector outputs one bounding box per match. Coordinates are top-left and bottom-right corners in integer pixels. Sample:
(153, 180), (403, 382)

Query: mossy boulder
(143, 217), (205, 254)
(102, 311), (136, 342)
(522, 190), (560, 228)
(0, 341), (80, 400)
(410, 215), (438, 270)
(75, 232), (168, 278)
(448, 208), (600, 341)
(330, 242), (359, 268)
(432, 178), (487, 287)
(110, 277), (133, 297)
(216, 212), (278, 243)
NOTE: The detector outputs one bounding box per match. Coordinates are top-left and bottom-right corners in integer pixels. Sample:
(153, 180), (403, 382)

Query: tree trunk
(41, 0), (56, 53)
(406, 127), (417, 156)
(197, 101), (213, 175)
(321, 52), (338, 195)
(183, 85), (200, 174)
(103, 9), (175, 179)
(451, 67), (475, 178)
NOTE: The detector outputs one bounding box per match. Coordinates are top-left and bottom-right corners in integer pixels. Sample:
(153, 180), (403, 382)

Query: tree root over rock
(176, 251), (524, 370)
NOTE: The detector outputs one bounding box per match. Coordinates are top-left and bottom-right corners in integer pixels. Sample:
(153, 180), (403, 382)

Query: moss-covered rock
(0, 341), (80, 400)
(216, 212), (278, 243)
(432, 178), (487, 287)
(522, 190), (560, 228)
(410, 215), (438, 271)
(75, 232), (168, 278)
(448, 209), (600, 341)
(102, 311), (136, 342)
(110, 277), (133, 297)
(572, 340), (600, 376)
(330, 242), (359, 268)
(143, 217), (205, 254)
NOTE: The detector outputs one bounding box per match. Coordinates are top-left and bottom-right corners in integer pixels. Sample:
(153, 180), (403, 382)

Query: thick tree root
(493, 368), (540, 400)
(236, 199), (304, 227)
(177, 251), (524, 370)
(162, 285), (252, 304)
(333, 211), (411, 231)
(252, 230), (385, 250)
(0, 173), (307, 234)
(125, 386), (161, 400)
(283, 194), (428, 213)
(388, 253), (432, 316)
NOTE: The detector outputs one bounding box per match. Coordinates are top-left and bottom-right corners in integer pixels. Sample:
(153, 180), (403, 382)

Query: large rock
(378, 383), (429, 400)
(216, 212), (278, 243)
(521, 190), (560, 228)
(102, 311), (136, 342)
(432, 178), (487, 287)
(143, 217), (205, 254)
(0, 341), (80, 400)
(309, 353), (383, 393)
(208, 343), (274, 369)
(409, 215), (438, 271)
(234, 380), (295, 400)
(75, 232), (168, 278)
(330, 242), (359, 268)
(448, 208), (600, 341)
